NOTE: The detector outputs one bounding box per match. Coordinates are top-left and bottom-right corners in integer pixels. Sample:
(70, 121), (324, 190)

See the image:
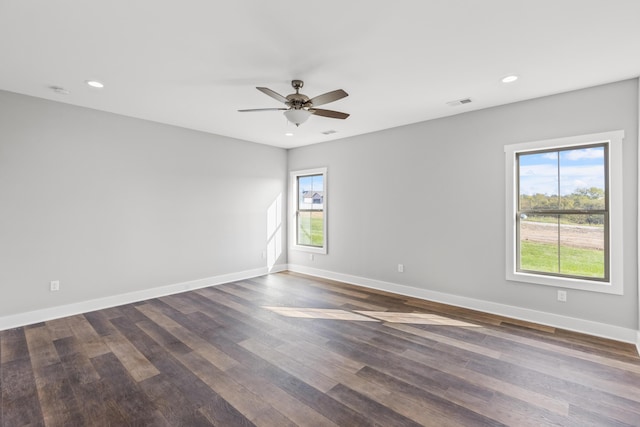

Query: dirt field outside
(520, 221), (604, 250)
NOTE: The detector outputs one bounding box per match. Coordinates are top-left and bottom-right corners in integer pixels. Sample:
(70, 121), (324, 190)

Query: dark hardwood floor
(1, 271), (639, 426)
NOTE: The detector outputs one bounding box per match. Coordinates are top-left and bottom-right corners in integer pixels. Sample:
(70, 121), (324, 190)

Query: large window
(518, 144), (608, 280)
(505, 131), (624, 294)
(290, 168), (327, 254)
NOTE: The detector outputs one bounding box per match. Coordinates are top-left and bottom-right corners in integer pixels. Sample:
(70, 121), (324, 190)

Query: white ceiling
(1, 1), (639, 149)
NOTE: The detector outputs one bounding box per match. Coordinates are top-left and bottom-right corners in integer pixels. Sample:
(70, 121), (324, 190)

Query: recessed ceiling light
(85, 80), (104, 88)
(285, 132), (294, 136)
(501, 75), (519, 83)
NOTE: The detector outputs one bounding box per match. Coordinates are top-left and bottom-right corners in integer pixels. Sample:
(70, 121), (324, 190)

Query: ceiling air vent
(50, 86), (70, 95)
(446, 98), (472, 107)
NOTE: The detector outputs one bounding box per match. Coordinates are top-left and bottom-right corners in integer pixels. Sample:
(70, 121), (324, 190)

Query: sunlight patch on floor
(263, 306), (378, 321)
(354, 311), (482, 327)
(263, 306), (482, 327)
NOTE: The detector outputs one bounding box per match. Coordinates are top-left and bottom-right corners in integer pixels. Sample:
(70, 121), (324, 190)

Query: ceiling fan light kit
(283, 108), (311, 126)
(239, 80), (349, 127)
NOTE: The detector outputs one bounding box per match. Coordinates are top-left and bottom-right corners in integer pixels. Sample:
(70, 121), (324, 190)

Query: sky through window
(519, 147), (604, 196)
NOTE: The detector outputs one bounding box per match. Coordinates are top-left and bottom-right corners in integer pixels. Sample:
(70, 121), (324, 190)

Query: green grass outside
(297, 212), (324, 246)
(520, 241), (604, 278)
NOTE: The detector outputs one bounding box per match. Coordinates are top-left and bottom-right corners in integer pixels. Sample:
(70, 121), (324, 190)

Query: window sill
(291, 244), (327, 255)
(507, 271), (622, 295)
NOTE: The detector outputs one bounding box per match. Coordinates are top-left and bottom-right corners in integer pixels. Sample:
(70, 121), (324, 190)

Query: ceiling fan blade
(238, 108), (288, 112)
(309, 108), (350, 119)
(308, 89), (348, 107)
(257, 87), (288, 104)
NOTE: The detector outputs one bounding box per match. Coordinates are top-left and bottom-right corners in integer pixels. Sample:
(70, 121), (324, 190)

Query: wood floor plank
(24, 326), (60, 369)
(103, 329), (160, 382)
(1, 356), (44, 426)
(64, 314), (110, 359)
(83, 310), (117, 337)
(0, 327), (30, 364)
(44, 317), (74, 341)
(2, 271), (639, 426)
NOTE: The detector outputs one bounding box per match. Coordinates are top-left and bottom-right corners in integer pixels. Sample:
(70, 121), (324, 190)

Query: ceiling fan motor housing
(286, 93), (310, 109)
(287, 80), (310, 109)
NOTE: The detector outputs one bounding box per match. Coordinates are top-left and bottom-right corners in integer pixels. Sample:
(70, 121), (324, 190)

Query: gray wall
(1, 80), (637, 332)
(0, 90), (287, 317)
(288, 79), (639, 330)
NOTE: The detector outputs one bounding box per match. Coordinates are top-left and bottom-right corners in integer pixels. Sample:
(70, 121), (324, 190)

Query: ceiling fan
(238, 80), (349, 126)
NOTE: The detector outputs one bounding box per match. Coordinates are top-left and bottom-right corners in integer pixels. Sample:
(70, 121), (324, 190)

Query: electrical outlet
(309, 253), (314, 261)
(557, 290), (567, 302)
(398, 264), (404, 273)
(50, 280), (60, 292)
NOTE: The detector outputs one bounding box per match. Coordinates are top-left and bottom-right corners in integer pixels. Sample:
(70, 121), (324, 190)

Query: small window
(290, 168), (327, 254)
(505, 131), (623, 294)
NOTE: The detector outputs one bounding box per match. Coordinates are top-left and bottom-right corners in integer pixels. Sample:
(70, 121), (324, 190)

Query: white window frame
(504, 130), (624, 295)
(289, 167), (327, 254)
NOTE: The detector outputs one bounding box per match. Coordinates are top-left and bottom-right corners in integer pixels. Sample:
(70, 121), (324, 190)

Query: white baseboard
(0, 264), (288, 331)
(288, 264), (639, 347)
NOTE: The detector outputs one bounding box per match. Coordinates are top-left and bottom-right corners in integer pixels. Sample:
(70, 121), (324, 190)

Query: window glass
(517, 144), (607, 281)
